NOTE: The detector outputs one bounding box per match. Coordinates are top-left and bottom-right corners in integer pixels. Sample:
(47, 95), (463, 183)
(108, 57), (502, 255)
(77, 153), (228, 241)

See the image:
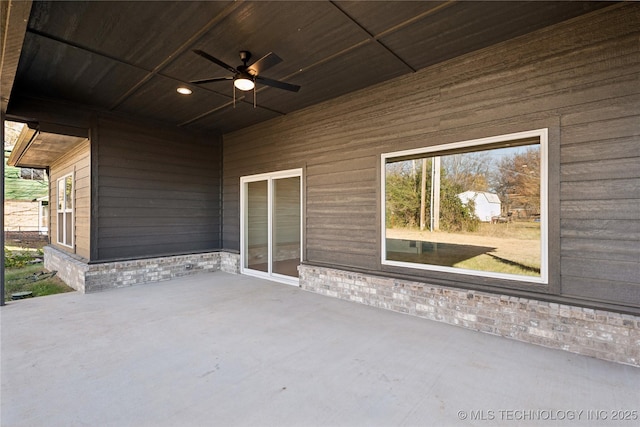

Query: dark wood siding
(95, 116), (222, 261)
(223, 4), (640, 310)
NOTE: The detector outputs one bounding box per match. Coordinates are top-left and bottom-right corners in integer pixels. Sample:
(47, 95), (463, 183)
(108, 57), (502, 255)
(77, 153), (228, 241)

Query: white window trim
(381, 128), (549, 284)
(240, 168), (304, 286)
(56, 172), (74, 248)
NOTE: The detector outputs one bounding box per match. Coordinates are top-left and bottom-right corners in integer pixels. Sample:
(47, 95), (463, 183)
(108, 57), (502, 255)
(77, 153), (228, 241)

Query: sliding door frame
(240, 168), (303, 286)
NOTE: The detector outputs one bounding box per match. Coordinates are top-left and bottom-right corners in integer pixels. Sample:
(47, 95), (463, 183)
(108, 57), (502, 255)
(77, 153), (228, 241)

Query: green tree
(385, 160), (426, 228)
(386, 158), (478, 232)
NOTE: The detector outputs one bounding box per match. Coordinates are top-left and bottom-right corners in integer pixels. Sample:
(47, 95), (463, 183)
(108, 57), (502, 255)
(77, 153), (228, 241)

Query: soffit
(6, 1), (613, 135)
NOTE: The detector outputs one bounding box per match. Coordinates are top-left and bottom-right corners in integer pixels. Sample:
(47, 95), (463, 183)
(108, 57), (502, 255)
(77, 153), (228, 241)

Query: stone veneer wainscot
(44, 246), (240, 293)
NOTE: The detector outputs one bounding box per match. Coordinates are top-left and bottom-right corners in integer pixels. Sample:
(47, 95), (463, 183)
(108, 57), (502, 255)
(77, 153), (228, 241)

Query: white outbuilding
(458, 191), (502, 222)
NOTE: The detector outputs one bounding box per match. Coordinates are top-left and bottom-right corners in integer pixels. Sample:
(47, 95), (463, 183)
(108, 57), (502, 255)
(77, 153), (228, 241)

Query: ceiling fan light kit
(234, 77), (255, 91)
(191, 49), (300, 108)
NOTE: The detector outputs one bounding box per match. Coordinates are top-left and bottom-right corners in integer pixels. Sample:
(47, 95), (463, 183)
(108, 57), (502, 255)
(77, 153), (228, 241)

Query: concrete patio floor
(1, 272), (638, 427)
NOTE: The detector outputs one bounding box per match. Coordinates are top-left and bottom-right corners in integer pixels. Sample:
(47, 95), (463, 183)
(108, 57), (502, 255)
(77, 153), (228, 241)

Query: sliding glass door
(241, 169), (302, 285)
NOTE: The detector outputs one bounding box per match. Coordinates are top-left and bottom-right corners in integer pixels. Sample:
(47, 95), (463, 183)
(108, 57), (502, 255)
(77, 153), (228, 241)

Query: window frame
(56, 173), (74, 248)
(19, 167), (45, 181)
(381, 128), (549, 285)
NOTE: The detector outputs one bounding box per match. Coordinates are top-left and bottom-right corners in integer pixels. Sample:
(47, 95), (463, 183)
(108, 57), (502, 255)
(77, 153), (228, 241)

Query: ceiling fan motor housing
(239, 50), (252, 64)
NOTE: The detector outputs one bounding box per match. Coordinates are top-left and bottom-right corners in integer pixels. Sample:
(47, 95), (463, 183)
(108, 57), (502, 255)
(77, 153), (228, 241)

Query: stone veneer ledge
(44, 246), (240, 293)
(298, 265), (640, 367)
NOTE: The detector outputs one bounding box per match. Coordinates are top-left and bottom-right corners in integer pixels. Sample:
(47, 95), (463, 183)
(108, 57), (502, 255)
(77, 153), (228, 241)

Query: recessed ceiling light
(177, 87), (192, 95)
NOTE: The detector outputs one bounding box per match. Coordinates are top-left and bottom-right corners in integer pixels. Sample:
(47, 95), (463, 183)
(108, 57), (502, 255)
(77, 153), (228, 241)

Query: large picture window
(57, 173), (73, 247)
(382, 129), (548, 284)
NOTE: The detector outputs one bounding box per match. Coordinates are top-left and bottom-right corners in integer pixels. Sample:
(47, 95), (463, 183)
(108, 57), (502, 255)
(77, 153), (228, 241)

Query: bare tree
(495, 147), (540, 217)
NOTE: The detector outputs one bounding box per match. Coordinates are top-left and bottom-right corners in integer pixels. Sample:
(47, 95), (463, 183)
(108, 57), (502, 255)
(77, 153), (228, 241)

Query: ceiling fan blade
(190, 76), (234, 84)
(248, 52), (282, 76)
(256, 75), (301, 92)
(193, 49), (238, 74)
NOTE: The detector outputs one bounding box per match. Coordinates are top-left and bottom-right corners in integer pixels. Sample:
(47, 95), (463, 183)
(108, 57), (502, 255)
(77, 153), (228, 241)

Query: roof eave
(7, 123), (37, 167)
(1, 0), (33, 114)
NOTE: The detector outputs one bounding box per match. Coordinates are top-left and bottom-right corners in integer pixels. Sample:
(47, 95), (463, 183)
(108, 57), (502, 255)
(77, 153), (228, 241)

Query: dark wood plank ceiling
(9, 1), (612, 135)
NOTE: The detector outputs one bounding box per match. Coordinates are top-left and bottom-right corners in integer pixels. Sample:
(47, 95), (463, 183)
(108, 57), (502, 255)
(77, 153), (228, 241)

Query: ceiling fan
(190, 49), (300, 107)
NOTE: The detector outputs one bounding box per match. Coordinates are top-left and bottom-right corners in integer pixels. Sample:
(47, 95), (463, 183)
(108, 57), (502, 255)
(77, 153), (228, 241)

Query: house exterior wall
(4, 200), (40, 231)
(222, 5), (639, 313)
(4, 152), (48, 233)
(49, 139), (91, 259)
(92, 116), (223, 261)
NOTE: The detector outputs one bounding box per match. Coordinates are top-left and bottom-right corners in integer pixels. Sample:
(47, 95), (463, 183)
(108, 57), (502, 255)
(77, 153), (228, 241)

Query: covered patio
(2, 273), (638, 427)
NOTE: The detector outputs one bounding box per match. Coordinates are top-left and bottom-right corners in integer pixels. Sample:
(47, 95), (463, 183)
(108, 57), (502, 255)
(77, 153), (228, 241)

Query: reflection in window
(383, 130), (547, 283)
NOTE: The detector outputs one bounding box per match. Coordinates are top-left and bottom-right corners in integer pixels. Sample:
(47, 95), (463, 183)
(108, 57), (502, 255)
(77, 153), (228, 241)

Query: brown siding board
(99, 216), (219, 228)
(561, 238), (640, 263)
(440, 49), (639, 118)
(561, 200), (640, 220)
(561, 179), (640, 201)
(306, 204), (377, 217)
(306, 249), (378, 271)
(99, 207), (218, 218)
(440, 74), (639, 131)
(98, 145), (217, 168)
(307, 241), (378, 257)
(97, 161), (218, 182)
(307, 216), (377, 231)
(561, 137), (640, 164)
(562, 276), (640, 307)
(98, 224), (217, 239)
(561, 158), (640, 182)
(560, 93), (640, 126)
(99, 189), (216, 204)
(562, 257), (640, 285)
(98, 241), (216, 261)
(306, 229), (376, 245)
(98, 231), (217, 248)
(561, 219), (640, 241)
(440, 36), (639, 100)
(430, 3), (638, 87)
(561, 115), (640, 146)
(306, 168), (376, 187)
(99, 176), (213, 192)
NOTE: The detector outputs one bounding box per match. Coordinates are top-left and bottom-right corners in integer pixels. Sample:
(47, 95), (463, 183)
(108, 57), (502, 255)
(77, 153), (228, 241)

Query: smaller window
(57, 174), (74, 248)
(20, 168), (45, 181)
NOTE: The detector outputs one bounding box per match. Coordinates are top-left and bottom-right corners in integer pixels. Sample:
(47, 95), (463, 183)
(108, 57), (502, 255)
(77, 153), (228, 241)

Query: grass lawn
(4, 251), (74, 302)
(454, 254), (540, 277)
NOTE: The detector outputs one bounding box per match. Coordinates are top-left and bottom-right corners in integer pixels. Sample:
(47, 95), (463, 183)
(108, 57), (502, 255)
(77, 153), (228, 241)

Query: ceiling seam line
(374, 0), (458, 40)
(107, 0), (245, 111)
(328, 1), (415, 73)
(24, 29), (238, 104)
(26, 28), (150, 72)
